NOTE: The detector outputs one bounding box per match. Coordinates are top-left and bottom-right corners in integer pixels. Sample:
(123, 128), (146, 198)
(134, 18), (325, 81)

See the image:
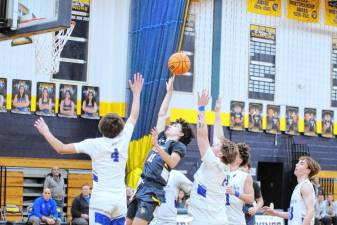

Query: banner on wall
(286, 106), (299, 135)
(266, 105), (280, 134)
(325, 0), (337, 27)
(287, 0), (320, 23)
(11, 79), (31, 114)
(247, 0), (282, 17)
(249, 103), (263, 132)
(249, 25), (276, 101)
(81, 86), (99, 119)
(0, 78), (7, 112)
(230, 101), (245, 131)
(36, 82), (56, 117)
(304, 108), (317, 136)
(59, 84), (78, 118)
(322, 110), (334, 138)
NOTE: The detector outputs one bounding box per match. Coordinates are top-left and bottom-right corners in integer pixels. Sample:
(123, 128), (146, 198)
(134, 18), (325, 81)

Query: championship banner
(325, 0), (337, 27)
(247, 0), (281, 17)
(287, 0), (320, 23)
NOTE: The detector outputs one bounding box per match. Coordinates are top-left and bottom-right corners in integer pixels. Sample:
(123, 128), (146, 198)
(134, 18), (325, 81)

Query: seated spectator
(315, 193), (332, 225)
(71, 183), (91, 225)
(312, 176), (323, 198)
(28, 188), (60, 225)
(325, 194), (337, 225)
(175, 190), (187, 208)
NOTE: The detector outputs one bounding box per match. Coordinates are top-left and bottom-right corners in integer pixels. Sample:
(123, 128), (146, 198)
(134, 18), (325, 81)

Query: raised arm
(34, 117), (76, 154)
(156, 77), (174, 133)
(151, 128), (182, 169)
(126, 73), (144, 126)
(197, 90), (210, 157)
(214, 98), (225, 144)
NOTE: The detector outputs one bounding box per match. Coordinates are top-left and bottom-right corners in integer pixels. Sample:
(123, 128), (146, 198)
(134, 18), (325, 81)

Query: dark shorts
(126, 198), (158, 222)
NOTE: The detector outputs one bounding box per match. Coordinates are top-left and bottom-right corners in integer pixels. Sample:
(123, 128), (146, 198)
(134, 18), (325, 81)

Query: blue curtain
(128, 0), (188, 140)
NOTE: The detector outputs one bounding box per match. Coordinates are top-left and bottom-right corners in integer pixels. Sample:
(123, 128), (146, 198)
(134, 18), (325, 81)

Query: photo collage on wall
(59, 84), (78, 118)
(81, 86), (99, 119)
(36, 82), (56, 117)
(11, 79), (32, 114)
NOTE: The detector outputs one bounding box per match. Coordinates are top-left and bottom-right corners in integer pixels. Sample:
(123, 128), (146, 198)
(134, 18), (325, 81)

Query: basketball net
(34, 21), (76, 76)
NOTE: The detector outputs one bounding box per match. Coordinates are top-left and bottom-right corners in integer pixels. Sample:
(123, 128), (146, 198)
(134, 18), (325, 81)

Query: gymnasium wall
(0, 0), (130, 115)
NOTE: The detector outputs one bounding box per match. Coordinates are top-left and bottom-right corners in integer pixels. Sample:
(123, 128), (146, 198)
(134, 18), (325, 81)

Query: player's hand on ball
(129, 72), (144, 95)
(166, 77), (174, 93)
(225, 186), (234, 195)
(214, 97), (222, 112)
(34, 117), (50, 135)
(198, 89), (210, 107)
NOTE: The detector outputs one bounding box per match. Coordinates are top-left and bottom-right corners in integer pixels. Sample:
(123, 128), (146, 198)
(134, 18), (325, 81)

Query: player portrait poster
(36, 82), (56, 117)
(266, 105), (280, 134)
(11, 79), (31, 114)
(287, 0), (320, 23)
(322, 110), (334, 138)
(304, 108), (317, 136)
(247, 0), (281, 17)
(325, 0), (337, 27)
(230, 101), (244, 131)
(286, 106), (299, 135)
(248, 103), (263, 132)
(59, 84), (77, 118)
(81, 86), (99, 119)
(0, 78), (7, 112)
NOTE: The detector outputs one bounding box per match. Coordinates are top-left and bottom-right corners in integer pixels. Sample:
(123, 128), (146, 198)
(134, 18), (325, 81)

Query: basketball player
(262, 156), (320, 225)
(126, 78), (193, 225)
(188, 91), (238, 225)
(213, 98), (254, 225)
(34, 73), (144, 225)
(149, 170), (193, 225)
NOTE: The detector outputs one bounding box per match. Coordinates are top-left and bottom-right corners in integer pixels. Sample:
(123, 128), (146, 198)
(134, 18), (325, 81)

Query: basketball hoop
(34, 21), (76, 76)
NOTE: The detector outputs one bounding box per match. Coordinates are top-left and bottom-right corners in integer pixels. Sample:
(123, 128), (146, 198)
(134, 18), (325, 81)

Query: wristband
(198, 106), (205, 112)
(234, 190), (240, 198)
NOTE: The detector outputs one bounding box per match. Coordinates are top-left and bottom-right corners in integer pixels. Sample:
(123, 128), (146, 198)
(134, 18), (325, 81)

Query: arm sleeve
(71, 197), (82, 218)
(32, 199), (42, 218)
(52, 201), (58, 218)
(74, 138), (96, 156)
(171, 142), (187, 158)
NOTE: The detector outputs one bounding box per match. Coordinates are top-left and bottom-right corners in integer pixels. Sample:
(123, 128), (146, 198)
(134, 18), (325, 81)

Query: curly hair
(98, 113), (125, 138)
(237, 143), (250, 167)
(220, 138), (239, 164)
(174, 118), (194, 145)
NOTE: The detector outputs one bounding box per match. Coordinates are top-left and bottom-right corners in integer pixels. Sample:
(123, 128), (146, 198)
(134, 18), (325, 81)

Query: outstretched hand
(166, 77), (174, 93)
(34, 117), (50, 136)
(198, 89), (210, 107)
(260, 206), (276, 216)
(151, 127), (159, 148)
(129, 73), (144, 95)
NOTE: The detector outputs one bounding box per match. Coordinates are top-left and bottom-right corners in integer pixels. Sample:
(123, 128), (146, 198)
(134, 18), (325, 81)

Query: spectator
(241, 162), (264, 225)
(28, 188), (60, 225)
(325, 194), (337, 225)
(175, 190), (187, 208)
(315, 193), (331, 225)
(71, 183), (91, 225)
(312, 176), (323, 198)
(43, 166), (65, 220)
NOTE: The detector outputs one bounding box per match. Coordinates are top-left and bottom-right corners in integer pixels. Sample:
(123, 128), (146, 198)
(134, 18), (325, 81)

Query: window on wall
(331, 38), (337, 107)
(52, 0), (90, 82)
(248, 24), (276, 101)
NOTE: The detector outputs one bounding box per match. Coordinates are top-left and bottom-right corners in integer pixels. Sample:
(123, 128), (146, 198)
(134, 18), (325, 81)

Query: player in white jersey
(188, 91), (239, 225)
(262, 156), (320, 225)
(34, 73), (144, 225)
(149, 170), (193, 225)
(212, 98), (254, 225)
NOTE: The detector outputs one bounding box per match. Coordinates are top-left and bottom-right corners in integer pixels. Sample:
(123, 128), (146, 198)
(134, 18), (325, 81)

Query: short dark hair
(237, 143), (250, 167)
(174, 118), (194, 145)
(98, 113), (125, 138)
(221, 139), (239, 164)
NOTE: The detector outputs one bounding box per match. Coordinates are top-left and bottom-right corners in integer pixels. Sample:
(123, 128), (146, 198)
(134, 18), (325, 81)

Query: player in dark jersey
(126, 78), (193, 225)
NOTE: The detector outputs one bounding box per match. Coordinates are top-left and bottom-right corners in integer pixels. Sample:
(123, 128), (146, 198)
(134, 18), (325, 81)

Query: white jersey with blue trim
(74, 122), (134, 215)
(188, 147), (229, 225)
(226, 169), (247, 225)
(288, 179), (315, 225)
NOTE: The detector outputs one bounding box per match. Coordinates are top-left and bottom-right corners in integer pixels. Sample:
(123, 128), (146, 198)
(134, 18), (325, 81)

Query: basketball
(168, 52), (190, 75)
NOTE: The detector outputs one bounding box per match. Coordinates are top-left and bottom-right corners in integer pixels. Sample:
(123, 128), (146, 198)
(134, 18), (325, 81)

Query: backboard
(0, 0), (71, 40)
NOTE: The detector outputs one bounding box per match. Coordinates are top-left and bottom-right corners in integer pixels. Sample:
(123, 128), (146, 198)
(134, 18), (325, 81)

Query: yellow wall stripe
(244, 114), (249, 128)
(31, 96), (36, 112)
(298, 119), (304, 133)
(262, 116), (267, 130)
(280, 117), (286, 131)
(316, 120), (322, 134)
(100, 102), (126, 117)
(6, 93), (11, 109)
(334, 122), (337, 135)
